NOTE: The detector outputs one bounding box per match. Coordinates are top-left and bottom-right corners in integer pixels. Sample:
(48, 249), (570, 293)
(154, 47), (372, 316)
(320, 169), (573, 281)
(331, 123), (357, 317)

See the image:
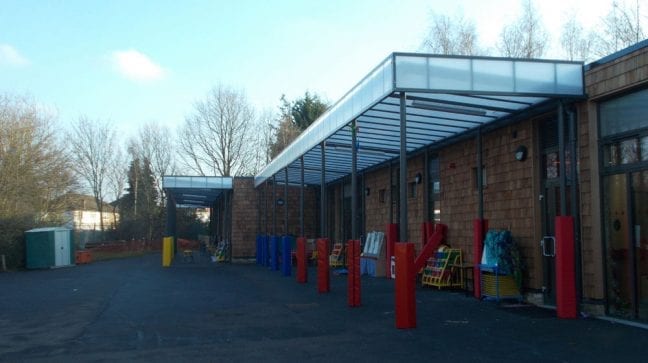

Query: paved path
(1, 253), (646, 362)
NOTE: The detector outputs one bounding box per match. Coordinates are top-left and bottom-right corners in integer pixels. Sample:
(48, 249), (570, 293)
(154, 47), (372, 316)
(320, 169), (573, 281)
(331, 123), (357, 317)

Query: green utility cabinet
(25, 227), (74, 269)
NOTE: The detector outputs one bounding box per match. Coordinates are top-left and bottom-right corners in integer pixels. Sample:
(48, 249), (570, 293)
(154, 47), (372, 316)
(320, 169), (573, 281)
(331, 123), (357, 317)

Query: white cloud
(0, 44), (30, 67)
(111, 49), (166, 82)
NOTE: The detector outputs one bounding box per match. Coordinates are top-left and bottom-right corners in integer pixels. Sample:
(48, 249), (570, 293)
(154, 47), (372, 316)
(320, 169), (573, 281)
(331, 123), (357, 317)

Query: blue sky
(0, 0), (618, 136)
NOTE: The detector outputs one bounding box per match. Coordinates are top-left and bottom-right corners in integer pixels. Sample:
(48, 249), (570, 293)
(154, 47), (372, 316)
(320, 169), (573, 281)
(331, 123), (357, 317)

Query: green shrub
(0, 216), (33, 270)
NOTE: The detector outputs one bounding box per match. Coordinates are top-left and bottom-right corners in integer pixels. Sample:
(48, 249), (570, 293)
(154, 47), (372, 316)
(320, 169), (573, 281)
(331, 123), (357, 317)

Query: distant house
(60, 193), (119, 231)
(195, 208), (210, 223)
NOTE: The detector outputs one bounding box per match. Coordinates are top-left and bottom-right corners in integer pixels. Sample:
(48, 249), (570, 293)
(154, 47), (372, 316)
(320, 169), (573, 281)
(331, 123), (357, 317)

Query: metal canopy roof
(163, 176), (232, 208)
(255, 52), (585, 187)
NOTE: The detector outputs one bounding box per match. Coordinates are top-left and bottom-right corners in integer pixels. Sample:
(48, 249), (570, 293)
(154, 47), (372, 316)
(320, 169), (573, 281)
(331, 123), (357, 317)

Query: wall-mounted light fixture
(365, 187), (371, 196)
(276, 198), (285, 206)
(414, 172), (423, 184)
(515, 145), (528, 162)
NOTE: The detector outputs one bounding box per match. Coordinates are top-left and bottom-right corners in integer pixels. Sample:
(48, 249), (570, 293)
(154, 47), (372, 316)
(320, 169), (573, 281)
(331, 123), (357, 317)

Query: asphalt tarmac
(1, 252), (646, 362)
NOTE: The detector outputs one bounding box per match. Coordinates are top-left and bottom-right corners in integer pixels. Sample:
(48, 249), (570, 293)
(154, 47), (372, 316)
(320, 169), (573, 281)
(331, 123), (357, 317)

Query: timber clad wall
(405, 156), (425, 248)
(257, 182), (318, 238)
(586, 46), (648, 100)
(438, 122), (541, 289)
(439, 139), (479, 263)
(480, 122), (539, 289)
(364, 165), (393, 236)
(231, 178), (257, 257)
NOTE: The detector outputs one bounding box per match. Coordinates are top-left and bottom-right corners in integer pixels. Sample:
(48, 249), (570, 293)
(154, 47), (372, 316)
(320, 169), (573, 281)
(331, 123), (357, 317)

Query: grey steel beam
(477, 128), (484, 220)
(273, 175), (277, 236)
(320, 141), (326, 237)
(569, 107), (582, 305)
(399, 92), (408, 242)
(352, 119), (358, 240)
(284, 167), (288, 235)
(264, 180), (268, 235)
(300, 156), (305, 237)
(558, 102), (567, 216)
(389, 162), (393, 224)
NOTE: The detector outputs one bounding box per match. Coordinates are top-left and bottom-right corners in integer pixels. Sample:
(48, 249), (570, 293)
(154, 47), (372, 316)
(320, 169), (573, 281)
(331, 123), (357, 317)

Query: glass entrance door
(540, 181), (558, 305)
(604, 171), (648, 321)
(539, 118), (574, 306)
(632, 171), (648, 320)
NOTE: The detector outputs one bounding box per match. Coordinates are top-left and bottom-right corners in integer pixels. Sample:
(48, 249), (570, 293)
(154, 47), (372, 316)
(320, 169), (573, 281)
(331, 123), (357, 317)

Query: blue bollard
(264, 235), (270, 267)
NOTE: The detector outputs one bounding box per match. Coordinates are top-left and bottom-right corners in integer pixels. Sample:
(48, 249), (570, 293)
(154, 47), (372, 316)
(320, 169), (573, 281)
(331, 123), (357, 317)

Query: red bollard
(395, 242), (416, 329)
(556, 216), (577, 319)
(317, 238), (330, 293)
(473, 219), (488, 299)
(347, 240), (361, 307)
(296, 237), (307, 283)
(424, 222), (434, 245)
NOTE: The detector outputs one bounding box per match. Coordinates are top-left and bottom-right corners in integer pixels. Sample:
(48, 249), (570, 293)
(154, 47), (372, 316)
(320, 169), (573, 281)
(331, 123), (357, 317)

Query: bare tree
(106, 144), (127, 228)
(421, 13), (480, 55)
(67, 117), (117, 232)
(560, 9), (595, 61)
(0, 94), (75, 220)
(129, 122), (175, 205)
(178, 84), (256, 176)
(593, 0), (646, 57)
(497, 0), (549, 58)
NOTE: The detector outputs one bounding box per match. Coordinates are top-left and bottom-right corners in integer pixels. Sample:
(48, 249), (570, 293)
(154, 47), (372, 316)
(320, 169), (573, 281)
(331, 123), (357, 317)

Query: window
(428, 155), (441, 222)
(409, 182), (417, 198)
(600, 88), (648, 137)
(378, 189), (386, 203)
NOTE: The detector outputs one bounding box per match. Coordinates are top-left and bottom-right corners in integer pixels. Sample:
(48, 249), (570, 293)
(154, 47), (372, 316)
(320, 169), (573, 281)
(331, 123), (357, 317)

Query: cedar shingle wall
(233, 179), (318, 257)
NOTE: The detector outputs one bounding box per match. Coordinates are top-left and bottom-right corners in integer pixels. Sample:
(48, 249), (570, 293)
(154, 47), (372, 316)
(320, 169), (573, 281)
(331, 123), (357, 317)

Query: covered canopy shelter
(163, 176), (233, 254)
(254, 53), (585, 242)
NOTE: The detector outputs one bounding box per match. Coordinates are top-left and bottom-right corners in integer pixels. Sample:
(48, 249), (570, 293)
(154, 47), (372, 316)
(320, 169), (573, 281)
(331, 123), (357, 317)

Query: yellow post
(162, 237), (172, 267)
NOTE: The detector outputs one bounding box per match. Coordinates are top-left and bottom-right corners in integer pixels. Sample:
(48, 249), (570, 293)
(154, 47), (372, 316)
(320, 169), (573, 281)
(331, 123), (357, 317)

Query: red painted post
(386, 224), (398, 279)
(353, 240), (361, 306)
(424, 222), (434, 245)
(347, 240), (361, 307)
(317, 238), (330, 293)
(473, 219), (488, 299)
(420, 223), (427, 247)
(395, 242), (416, 329)
(555, 216), (577, 319)
(296, 237), (307, 283)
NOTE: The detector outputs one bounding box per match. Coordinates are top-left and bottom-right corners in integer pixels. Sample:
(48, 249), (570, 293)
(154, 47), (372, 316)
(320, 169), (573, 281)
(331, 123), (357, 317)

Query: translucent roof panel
(394, 54), (584, 96)
(255, 53), (584, 187)
(163, 176), (232, 207)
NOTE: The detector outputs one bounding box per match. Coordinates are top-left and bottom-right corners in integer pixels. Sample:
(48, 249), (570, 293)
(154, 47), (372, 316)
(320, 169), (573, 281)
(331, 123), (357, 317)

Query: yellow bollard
(162, 237), (172, 267)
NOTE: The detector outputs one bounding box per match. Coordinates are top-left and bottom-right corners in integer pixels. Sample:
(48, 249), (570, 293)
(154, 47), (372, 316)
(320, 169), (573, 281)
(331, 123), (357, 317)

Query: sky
(0, 0), (628, 137)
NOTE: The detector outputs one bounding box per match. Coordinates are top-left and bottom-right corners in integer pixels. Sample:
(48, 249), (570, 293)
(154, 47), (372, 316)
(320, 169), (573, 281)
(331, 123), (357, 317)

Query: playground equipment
(360, 231), (385, 277)
(421, 248), (463, 289)
(329, 243), (345, 268)
(214, 240), (229, 262)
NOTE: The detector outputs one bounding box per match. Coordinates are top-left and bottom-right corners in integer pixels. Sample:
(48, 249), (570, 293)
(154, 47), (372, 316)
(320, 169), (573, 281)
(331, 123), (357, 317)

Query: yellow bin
(162, 237), (173, 267)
